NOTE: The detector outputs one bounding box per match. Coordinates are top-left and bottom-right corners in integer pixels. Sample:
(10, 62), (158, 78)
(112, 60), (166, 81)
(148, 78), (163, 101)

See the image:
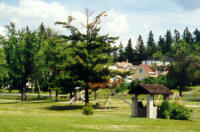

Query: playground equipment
(66, 87), (85, 105)
(170, 92), (183, 104)
(104, 90), (132, 109)
(184, 89), (200, 105)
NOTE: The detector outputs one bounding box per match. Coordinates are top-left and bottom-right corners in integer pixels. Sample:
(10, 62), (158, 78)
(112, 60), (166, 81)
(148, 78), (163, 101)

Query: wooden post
(163, 94), (169, 100)
(147, 94), (154, 118)
(132, 94), (138, 117)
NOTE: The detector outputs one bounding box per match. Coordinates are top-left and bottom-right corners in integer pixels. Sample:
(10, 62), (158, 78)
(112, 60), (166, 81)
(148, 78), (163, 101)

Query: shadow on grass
(183, 87), (193, 91)
(46, 105), (84, 111)
(0, 102), (20, 104)
(45, 105), (118, 111)
(190, 99), (200, 102)
(0, 96), (49, 101)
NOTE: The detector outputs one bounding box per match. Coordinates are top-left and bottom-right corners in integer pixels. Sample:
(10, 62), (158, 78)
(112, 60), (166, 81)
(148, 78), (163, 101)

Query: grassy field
(0, 87), (200, 132)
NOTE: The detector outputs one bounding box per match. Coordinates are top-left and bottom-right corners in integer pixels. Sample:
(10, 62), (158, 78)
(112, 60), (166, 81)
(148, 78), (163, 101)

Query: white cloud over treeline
(0, 0), (200, 46)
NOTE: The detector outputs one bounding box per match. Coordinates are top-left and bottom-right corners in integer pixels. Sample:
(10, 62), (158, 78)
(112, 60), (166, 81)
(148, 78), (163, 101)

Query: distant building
(109, 61), (136, 83)
(142, 57), (171, 66)
(109, 61), (136, 71)
(142, 60), (170, 66)
(132, 65), (157, 80)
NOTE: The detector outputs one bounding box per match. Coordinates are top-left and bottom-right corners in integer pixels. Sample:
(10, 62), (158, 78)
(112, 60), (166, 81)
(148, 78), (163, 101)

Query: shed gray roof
(130, 83), (173, 95)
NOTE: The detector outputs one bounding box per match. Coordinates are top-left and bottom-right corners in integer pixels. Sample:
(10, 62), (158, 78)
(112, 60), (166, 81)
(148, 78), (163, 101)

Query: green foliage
(135, 35), (147, 64)
(159, 101), (171, 119)
(170, 103), (191, 120)
(159, 101), (191, 120)
(165, 30), (173, 54)
(157, 30), (173, 55)
(56, 9), (118, 104)
(127, 80), (140, 94)
(118, 42), (126, 62)
(82, 104), (94, 115)
(124, 38), (136, 63)
(174, 29), (181, 44)
(2, 23), (39, 101)
(115, 82), (129, 93)
(0, 47), (8, 90)
(194, 28), (200, 44)
(147, 30), (157, 57)
(183, 27), (193, 44)
(130, 75), (168, 86)
(167, 41), (200, 96)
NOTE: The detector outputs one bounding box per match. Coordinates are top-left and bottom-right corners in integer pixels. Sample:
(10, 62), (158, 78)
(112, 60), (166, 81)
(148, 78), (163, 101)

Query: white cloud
(102, 10), (129, 36)
(0, 26), (6, 36)
(1, 0), (200, 46)
(175, 0), (200, 10)
(0, 0), (129, 43)
(0, 0), (69, 32)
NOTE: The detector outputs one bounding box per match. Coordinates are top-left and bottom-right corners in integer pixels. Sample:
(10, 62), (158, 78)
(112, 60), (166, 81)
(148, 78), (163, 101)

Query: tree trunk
(55, 90), (58, 102)
(70, 89), (73, 99)
(179, 90), (182, 97)
(49, 89), (52, 99)
(21, 86), (27, 102)
(179, 85), (184, 97)
(94, 90), (98, 100)
(85, 87), (89, 105)
(8, 88), (11, 93)
(37, 80), (40, 100)
(35, 80), (40, 100)
(31, 84), (34, 94)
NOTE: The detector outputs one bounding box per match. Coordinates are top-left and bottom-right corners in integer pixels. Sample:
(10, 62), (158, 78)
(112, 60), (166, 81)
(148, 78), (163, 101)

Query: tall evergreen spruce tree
(147, 30), (157, 57)
(183, 27), (193, 44)
(194, 28), (200, 44)
(56, 9), (118, 105)
(118, 42), (125, 62)
(112, 46), (118, 63)
(125, 38), (134, 63)
(164, 30), (173, 54)
(136, 35), (146, 64)
(174, 29), (181, 43)
(158, 35), (165, 55)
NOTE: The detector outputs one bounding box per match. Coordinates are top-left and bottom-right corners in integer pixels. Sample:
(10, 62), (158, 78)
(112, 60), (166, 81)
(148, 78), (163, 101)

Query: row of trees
(114, 28), (200, 65)
(0, 9), (199, 103)
(114, 29), (200, 96)
(0, 10), (118, 104)
(127, 39), (200, 96)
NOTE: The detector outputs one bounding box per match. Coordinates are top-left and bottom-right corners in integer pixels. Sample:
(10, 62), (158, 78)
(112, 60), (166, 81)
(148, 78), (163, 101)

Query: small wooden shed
(131, 83), (173, 118)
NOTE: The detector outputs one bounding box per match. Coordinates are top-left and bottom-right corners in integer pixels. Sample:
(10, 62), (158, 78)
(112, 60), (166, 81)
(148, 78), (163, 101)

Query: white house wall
(142, 60), (170, 66)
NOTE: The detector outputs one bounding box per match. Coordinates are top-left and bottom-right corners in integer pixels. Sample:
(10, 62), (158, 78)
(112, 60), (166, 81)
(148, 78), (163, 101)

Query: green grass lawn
(0, 97), (200, 132)
(0, 87), (200, 132)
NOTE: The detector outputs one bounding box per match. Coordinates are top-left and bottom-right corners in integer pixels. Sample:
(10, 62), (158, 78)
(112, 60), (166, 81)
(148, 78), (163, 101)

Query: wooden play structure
(170, 92), (183, 104)
(67, 87), (85, 104)
(130, 83), (173, 118)
(184, 89), (200, 105)
(104, 90), (131, 109)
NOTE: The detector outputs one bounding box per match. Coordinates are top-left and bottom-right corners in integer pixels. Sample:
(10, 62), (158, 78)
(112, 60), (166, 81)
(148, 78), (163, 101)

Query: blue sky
(0, 0), (200, 46)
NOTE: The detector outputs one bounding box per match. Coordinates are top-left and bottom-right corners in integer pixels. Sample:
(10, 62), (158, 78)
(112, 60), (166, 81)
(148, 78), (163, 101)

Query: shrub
(159, 101), (171, 119)
(82, 104), (94, 115)
(159, 101), (191, 120)
(170, 103), (191, 120)
(115, 82), (128, 93)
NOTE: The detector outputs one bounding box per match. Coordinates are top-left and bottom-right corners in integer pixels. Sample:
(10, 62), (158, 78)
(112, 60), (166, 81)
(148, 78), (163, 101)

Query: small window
(139, 68), (143, 73)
